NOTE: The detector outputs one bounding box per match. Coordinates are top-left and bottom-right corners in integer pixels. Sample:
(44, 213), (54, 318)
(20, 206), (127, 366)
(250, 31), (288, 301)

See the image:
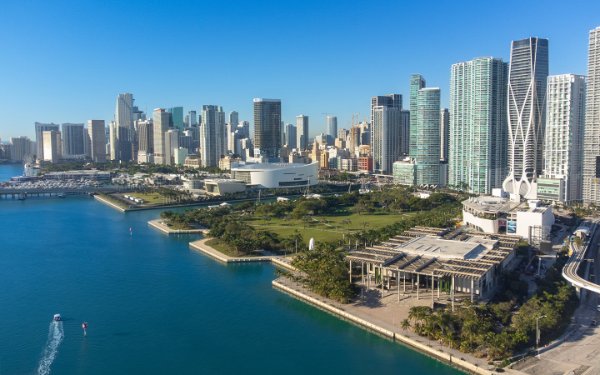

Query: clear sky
(1, 0), (599, 140)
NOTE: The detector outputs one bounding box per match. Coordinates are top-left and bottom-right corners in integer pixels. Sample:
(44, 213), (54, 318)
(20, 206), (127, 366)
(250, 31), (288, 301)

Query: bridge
(562, 219), (600, 296)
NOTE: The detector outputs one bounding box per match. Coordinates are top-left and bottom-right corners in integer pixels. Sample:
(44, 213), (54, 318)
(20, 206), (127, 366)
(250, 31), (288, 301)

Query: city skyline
(1, 1), (599, 139)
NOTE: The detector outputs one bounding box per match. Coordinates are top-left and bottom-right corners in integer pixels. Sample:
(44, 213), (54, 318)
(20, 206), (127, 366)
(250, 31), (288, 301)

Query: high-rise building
(296, 115), (309, 150)
(34, 122), (59, 159)
(449, 57), (508, 194)
(253, 98), (281, 160)
(400, 110), (410, 156)
(164, 129), (179, 166)
(136, 120), (153, 153)
(61, 123), (85, 158)
(200, 105), (226, 168)
(285, 123), (297, 149)
(326, 115), (338, 144)
(10, 136), (33, 162)
(410, 84), (441, 185)
(114, 93), (135, 161)
(371, 94), (403, 174)
(583, 26), (600, 205)
(187, 110), (198, 127)
(348, 126), (361, 154)
(540, 74), (586, 204)
(42, 130), (61, 162)
(153, 109), (170, 165)
(440, 109), (450, 162)
(409, 74), (426, 146)
(87, 120), (106, 162)
(503, 37), (549, 198)
(229, 111), (239, 129)
(168, 107), (184, 129)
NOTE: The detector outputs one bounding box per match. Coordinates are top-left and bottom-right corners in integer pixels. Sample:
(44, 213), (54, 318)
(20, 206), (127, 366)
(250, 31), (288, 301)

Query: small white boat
(53, 313), (61, 322)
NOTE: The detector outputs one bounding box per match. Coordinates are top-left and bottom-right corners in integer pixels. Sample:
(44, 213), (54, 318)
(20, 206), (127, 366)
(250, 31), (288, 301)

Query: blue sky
(1, 0), (599, 139)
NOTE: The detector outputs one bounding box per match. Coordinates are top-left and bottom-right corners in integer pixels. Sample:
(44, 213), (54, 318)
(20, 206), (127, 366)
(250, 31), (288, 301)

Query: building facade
(541, 74), (586, 204)
(61, 123), (86, 158)
(296, 115), (309, 150)
(153, 108), (170, 165)
(253, 99), (281, 160)
(583, 26), (600, 205)
(449, 57), (508, 194)
(412, 87), (441, 185)
(503, 38), (549, 199)
(34, 122), (59, 159)
(200, 105), (226, 168)
(371, 94), (403, 174)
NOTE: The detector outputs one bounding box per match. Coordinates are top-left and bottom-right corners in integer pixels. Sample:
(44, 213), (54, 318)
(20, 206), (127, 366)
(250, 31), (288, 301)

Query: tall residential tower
(583, 26), (600, 205)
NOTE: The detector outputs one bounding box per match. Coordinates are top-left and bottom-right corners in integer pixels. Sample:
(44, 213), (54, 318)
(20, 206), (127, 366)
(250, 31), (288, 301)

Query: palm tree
(400, 318), (411, 331)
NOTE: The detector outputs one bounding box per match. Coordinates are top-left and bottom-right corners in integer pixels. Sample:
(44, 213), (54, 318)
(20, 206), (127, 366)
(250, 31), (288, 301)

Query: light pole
(536, 315), (547, 357)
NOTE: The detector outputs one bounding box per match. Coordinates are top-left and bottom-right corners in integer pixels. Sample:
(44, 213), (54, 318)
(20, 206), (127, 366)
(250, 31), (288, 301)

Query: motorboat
(53, 313), (61, 322)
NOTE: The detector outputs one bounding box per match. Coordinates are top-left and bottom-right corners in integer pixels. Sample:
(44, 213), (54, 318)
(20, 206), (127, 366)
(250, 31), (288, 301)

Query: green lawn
(126, 192), (170, 205)
(248, 212), (411, 243)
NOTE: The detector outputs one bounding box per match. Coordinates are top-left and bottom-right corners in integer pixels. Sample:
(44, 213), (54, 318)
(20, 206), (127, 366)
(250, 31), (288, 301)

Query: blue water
(0, 166), (463, 375)
(0, 163), (23, 182)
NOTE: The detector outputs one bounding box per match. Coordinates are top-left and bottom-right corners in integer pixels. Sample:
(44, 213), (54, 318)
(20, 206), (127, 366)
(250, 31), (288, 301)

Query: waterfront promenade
(273, 276), (530, 375)
(148, 219), (207, 235)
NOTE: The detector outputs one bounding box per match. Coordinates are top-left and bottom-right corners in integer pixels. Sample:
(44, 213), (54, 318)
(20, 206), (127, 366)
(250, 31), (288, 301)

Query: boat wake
(37, 320), (64, 375)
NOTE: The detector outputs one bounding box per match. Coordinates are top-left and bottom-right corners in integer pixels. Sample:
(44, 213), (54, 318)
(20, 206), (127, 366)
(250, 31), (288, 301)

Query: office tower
(137, 120), (153, 153)
(42, 130), (61, 162)
(253, 98), (281, 159)
(296, 115), (309, 150)
(87, 120), (106, 162)
(164, 129), (179, 165)
(167, 107), (184, 129)
(229, 111), (239, 129)
(410, 86), (441, 185)
(449, 57), (508, 194)
(61, 123), (85, 158)
(153, 109), (170, 164)
(326, 115), (338, 144)
(400, 110), (410, 156)
(132, 106), (145, 122)
(114, 93), (135, 161)
(540, 74), (586, 203)
(371, 94), (403, 174)
(200, 105), (226, 167)
(502, 37), (549, 198)
(440, 109), (450, 162)
(187, 110), (198, 127)
(10, 137), (33, 162)
(584, 26), (600, 204)
(348, 126), (361, 154)
(285, 123), (297, 148)
(237, 121), (250, 139)
(409, 74), (426, 148)
(34, 122), (59, 158)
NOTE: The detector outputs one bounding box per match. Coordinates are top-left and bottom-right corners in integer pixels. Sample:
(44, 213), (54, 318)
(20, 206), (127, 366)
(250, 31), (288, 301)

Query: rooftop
(231, 162), (316, 171)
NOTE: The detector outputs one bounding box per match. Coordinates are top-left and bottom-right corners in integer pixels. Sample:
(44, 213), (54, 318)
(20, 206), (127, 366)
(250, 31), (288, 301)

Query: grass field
(127, 192), (170, 205)
(248, 212), (411, 243)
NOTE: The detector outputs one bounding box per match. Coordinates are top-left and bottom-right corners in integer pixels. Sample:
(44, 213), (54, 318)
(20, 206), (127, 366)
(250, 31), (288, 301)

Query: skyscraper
(440, 109), (450, 163)
(10, 137), (33, 162)
(116, 93), (134, 129)
(296, 115), (309, 150)
(187, 110), (198, 127)
(168, 107), (184, 129)
(61, 123), (85, 158)
(153, 108), (170, 165)
(42, 130), (61, 162)
(540, 74), (586, 204)
(253, 98), (281, 160)
(326, 115), (338, 144)
(200, 105), (226, 167)
(449, 57), (508, 194)
(114, 93), (135, 161)
(229, 111), (239, 129)
(34, 122), (59, 159)
(410, 84), (441, 185)
(400, 110), (410, 156)
(371, 94), (403, 174)
(409, 74), (426, 146)
(285, 123), (297, 149)
(502, 37), (549, 198)
(583, 26), (600, 205)
(88, 120), (106, 162)
(164, 129), (179, 166)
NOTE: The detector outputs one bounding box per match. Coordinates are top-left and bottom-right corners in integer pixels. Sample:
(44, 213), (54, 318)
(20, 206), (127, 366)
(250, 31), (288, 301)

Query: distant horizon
(1, 0), (598, 139)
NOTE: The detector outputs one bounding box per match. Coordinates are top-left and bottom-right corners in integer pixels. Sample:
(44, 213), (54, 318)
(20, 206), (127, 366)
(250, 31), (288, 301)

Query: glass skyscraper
(583, 26), (600, 205)
(253, 98), (281, 160)
(502, 37), (549, 198)
(449, 57), (508, 194)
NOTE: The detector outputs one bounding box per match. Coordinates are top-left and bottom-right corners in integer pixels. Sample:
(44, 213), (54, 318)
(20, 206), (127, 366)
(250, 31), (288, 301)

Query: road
(514, 218), (600, 375)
